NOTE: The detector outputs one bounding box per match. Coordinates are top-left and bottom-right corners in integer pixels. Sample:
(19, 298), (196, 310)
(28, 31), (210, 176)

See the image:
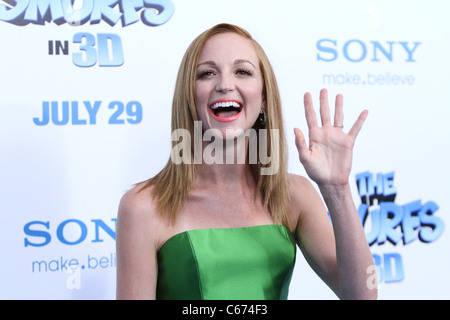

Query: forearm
(319, 183), (377, 300)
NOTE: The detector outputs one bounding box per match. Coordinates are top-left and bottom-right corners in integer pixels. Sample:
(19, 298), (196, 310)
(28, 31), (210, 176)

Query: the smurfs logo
(355, 171), (444, 284)
(0, 0), (176, 68)
(0, 0), (175, 27)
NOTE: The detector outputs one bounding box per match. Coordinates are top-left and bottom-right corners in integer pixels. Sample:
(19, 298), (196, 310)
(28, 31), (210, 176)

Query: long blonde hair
(140, 23), (290, 227)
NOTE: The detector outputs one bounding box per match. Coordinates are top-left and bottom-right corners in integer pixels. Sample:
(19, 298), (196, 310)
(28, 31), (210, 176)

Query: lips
(208, 99), (243, 122)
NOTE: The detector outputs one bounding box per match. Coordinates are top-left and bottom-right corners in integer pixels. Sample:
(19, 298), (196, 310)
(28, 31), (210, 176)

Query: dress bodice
(156, 224), (296, 300)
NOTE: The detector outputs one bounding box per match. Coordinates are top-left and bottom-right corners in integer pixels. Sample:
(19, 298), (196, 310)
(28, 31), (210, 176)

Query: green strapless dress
(156, 224), (296, 300)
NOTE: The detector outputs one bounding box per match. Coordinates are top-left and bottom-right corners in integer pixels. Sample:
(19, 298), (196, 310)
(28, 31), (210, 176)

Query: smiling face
(195, 32), (264, 136)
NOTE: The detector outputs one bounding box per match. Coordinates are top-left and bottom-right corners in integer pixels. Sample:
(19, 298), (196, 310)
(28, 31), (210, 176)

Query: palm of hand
(294, 89), (368, 187)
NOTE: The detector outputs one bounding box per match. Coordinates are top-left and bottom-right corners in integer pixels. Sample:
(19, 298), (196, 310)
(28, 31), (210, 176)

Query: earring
(258, 108), (267, 128)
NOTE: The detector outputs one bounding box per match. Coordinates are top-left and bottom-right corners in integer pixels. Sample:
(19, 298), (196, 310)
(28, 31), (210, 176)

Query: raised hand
(294, 89), (368, 187)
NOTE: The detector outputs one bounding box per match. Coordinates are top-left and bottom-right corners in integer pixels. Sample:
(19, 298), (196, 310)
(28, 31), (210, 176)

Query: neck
(194, 137), (255, 189)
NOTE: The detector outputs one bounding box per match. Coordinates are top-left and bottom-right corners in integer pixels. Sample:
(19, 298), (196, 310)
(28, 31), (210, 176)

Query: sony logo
(24, 218), (116, 247)
(316, 39), (422, 62)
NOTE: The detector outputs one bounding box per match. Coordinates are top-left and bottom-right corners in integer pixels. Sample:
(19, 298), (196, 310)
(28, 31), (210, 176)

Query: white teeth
(211, 101), (242, 110)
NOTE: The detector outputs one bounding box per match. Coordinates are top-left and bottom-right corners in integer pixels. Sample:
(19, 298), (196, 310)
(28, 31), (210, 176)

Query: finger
(294, 128), (310, 163)
(320, 88), (331, 127)
(348, 110), (369, 139)
(334, 94), (344, 128)
(303, 92), (318, 130)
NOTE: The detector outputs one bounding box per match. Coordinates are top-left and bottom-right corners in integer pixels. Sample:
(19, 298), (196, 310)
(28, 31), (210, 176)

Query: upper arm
(116, 188), (159, 300)
(288, 174), (340, 295)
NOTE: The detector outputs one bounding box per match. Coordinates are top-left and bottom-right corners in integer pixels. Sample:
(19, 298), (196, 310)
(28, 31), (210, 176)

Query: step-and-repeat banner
(1, 0), (449, 299)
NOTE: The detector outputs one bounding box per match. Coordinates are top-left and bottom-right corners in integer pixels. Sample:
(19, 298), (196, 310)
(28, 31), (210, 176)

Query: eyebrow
(197, 59), (257, 69)
(234, 59), (257, 69)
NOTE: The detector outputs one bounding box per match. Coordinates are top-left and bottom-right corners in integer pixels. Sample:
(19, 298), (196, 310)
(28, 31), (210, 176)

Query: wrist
(318, 182), (351, 196)
(318, 182), (356, 217)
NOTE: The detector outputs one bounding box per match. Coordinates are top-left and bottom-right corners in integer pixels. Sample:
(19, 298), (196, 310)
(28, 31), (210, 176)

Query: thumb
(294, 128), (310, 163)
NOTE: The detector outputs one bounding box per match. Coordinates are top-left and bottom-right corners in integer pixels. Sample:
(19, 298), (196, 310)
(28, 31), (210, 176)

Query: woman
(116, 23), (377, 300)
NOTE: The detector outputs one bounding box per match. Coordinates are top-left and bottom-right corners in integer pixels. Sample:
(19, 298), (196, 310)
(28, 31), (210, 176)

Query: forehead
(198, 32), (259, 65)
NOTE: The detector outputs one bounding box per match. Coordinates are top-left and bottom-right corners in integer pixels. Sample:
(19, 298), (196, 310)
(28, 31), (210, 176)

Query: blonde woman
(116, 23), (377, 300)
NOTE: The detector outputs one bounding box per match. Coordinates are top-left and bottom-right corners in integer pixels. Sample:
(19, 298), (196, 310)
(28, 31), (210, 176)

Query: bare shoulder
(288, 173), (314, 190)
(119, 183), (155, 218)
(116, 182), (161, 299)
(117, 183), (162, 247)
(287, 173), (319, 205)
(287, 173), (327, 228)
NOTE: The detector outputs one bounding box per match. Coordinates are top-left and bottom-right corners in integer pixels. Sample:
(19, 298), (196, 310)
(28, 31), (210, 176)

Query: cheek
(194, 83), (207, 107)
(194, 83), (211, 121)
(245, 81), (264, 107)
(195, 82), (206, 100)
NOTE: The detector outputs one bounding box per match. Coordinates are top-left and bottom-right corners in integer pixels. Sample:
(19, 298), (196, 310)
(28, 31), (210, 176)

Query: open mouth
(209, 100), (243, 122)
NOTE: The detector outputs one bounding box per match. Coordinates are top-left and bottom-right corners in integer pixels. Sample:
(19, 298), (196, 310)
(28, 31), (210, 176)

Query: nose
(215, 73), (235, 93)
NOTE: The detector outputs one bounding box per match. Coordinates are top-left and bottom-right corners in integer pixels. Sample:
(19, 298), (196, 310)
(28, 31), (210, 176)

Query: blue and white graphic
(1, 0), (449, 299)
(356, 171), (444, 246)
(0, 0), (175, 26)
(355, 171), (444, 285)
